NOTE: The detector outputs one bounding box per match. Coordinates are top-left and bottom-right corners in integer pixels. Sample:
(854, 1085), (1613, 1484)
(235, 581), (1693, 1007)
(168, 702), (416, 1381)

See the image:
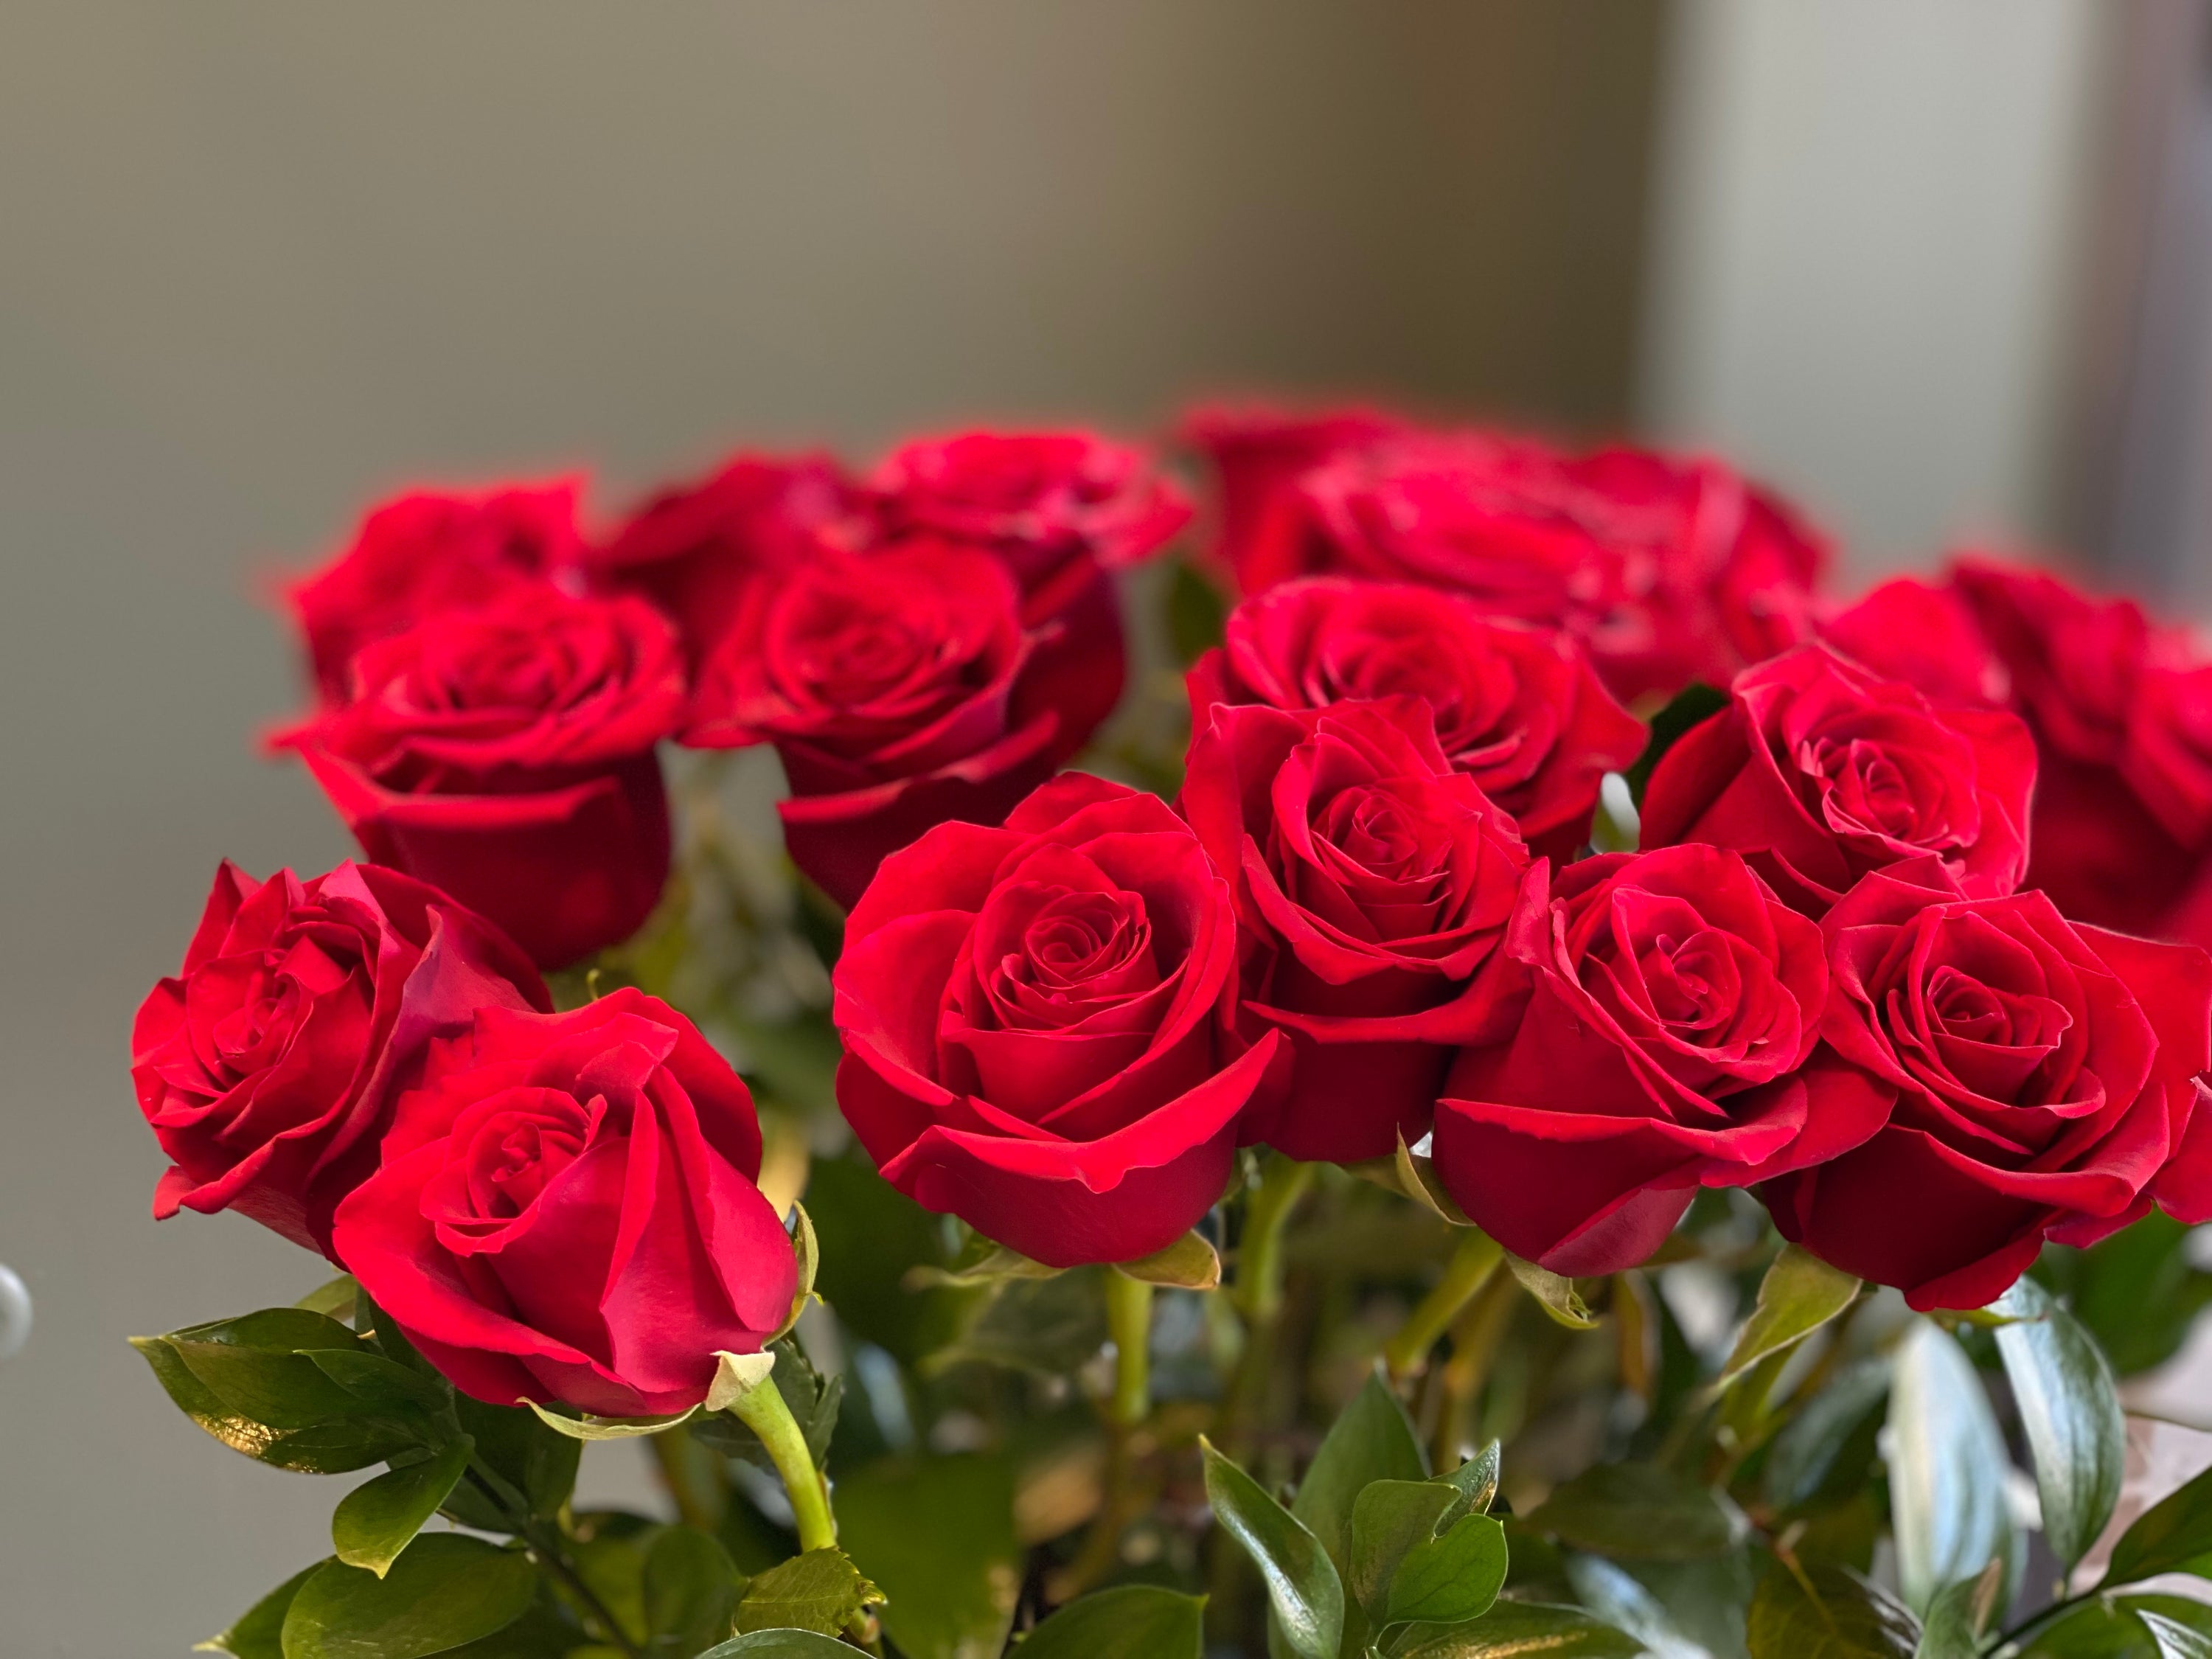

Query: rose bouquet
(131, 408), (2212, 1659)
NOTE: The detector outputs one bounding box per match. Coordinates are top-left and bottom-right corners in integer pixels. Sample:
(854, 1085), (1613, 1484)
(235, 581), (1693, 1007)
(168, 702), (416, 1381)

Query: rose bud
(1758, 857), (2212, 1311)
(832, 773), (1283, 1267)
(285, 480), (586, 702)
(1180, 697), (1528, 1162)
(331, 989), (797, 1416)
(276, 586), (686, 969)
(683, 539), (1063, 909)
(588, 450), (855, 671)
(1188, 577), (1644, 858)
(1176, 402), (1405, 585)
(131, 860), (549, 1255)
(1638, 642), (2037, 915)
(1817, 575), (2011, 707)
(1238, 432), (1826, 704)
(1433, 845), (1886, 1276)
(862, 430), (1192, 760)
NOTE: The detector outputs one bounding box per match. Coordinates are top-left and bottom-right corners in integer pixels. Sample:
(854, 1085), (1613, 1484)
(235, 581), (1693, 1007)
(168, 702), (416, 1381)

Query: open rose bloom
(125, 410), (2212, 1658)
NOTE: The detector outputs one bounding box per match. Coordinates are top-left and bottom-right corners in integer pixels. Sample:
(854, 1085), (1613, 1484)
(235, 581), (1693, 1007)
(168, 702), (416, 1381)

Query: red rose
(332, 989), (796, 1416)
(588, 451), (854, 670)
(1817, 575), (2010, 707)
(1759, 858), (2212, 1310)
(1238, 432), (1826, 703)
(278, 587), (686, 969)
(131, 860), (549, 1254)
(863, 430), (1191, 759)
(1180, 697), (1528, 1161)
(1433, 846), (1884, 1275)
(684, 539), (1063, 908)
(286, 481), (586, 702)
(831, 773), (1281, 1267)
(1638, 643), (2037, 914)
(1187, 577), (1644, 858)
(1177, 403), (1404, 585)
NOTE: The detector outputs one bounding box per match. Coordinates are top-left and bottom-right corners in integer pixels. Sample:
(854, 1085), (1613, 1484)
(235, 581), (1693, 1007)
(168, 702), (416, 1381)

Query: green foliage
(1292, 1374), (1430, 1569)
(2103, 1460), (2212, 1587)
(697, 1632), (854, 1658)
(1164, 558), (1231, 667)
(732, 1547), (881, 1638)
(835, 1454), (1017, 1659)
(1885, 1321), (2017, 1615)
(1719, 1245), (1860, 1386)
(1203, 1436), (1346, 1659)
(2023, 1596), (2212, 1658)
(1624, 683), (1728, 806)
(690, 1338), (842, 1476)
(1389, 1602), (1641, 1656)
(1017, 1585), (1207, 1658)
(2038, 1212), (2212, 1377)
(1990, 1276), (2126, 1572)
(332, 1439), (473, 1576)
(281, 1534), (538, 1659)
(1745, 1557), (1919, 1659)
(1526, 1464), (1745, 1562)
(199, 1563), (320, 1659)
(643, 1526), (744, 1655)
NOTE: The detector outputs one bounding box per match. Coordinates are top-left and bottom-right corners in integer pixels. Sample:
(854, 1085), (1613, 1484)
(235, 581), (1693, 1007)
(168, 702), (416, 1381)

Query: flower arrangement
(131, 406), (2212, 1659)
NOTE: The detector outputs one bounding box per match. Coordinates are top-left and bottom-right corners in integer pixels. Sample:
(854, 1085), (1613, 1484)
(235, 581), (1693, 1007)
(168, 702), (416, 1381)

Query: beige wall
(0, 5), (1662, 1652)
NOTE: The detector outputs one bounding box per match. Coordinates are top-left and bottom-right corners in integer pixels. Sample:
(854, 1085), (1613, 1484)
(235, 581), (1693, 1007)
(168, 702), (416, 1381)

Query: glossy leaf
(1913, 1562), (2000, 1659)
(295, 1277), (360, 1321)
(131, 1335), (417, 1474)
(733, 1548), (881, 1638)
(1018, 1584), (1206, 1658)
(644, 1526), (742, 1652)
(1391, 1601), (1641, 1656)
(1113, 1229), (1222, 1290)
(1291, 1373), (1428, 1571)
(836, 1454), (1017, 1659)
(1719, 1246), (1860, 1386)
(1887, 1321), (2017, 1614)
(451, 1395), (579, 1526)
(281, 1534), (537, 1659)
(2140, 1610), (2212, 1659)
(305, 1348), (452, 1416)
(2105, 1462), (2212, 1587)
(1624, 684), (1728, 806)
(1526, 1463), (1744, 1561)
(1764, 1357), (1890, 1516)
(1990, 1276), (2125, 1572)
(1202, 1436), (1346, 1659)
(1385, 1513), (1508, 1628)
(332, 1439), (473, 1576)
(1746, 1557), (1918, 1659)
(1561, 1554), (1714, 1659)
(195, 1562), (320, 1659)
(2021, 1594), (2212, 1658)
(698, 1632), (855, 1658)
(1434, 1441), (1503, 1525)
(1348, 1481), (1459, 1624)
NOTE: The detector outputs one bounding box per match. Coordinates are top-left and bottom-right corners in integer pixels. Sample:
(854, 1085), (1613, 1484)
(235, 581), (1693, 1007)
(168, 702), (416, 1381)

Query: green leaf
(924, 1267), (1109, 1377)
(160, 1310), (378, 1430)
(1348, 1481), (1459, 1624)
(641, 1526), (742, 1652)
(697, 1632), (855, 1658)
(451, 1396), (579, 1526)
(1018, 1584), (1206, 1658)
(296, 1277), (361, 1321)
(1433, 1441), (1502, 1524)
(1913, 1562), (2000, 1659)
(1290, 1373), (1428, 1571)
(1887, 1321), (2018, 1615)
(2022, 1594), (2212, 1658)
(1112, 1229), (1222, 1290)
(1624, 683), (1728, 807)
(131, 1334), (417, 1475)
(195, 1563), (321, 1659)
(2104, 1461), (2212, 1587)
(1391, 1601), (1641, 1656)
(1386, 1513), (1509, 1627)
(2040, 1211), (2212, 1377)
(1719, 1245), (1860, 1386)
(1560, 1554), (1715, 1659)
(1166, 558), (1229, 667)
(1764, 1357), (1890, 1516)
(1391, 1133), (1475, 1227)
(304, 1349), (453, 1416)
(804, 1147), (979, 1366)
(733, 1548), (880, 1638)
(281, 1534), (538, 1659)
(333, 1440), (473, 1576)
(767, 1203), (818, 1344)
(1746, 1557), (1919, 1659)
(1989, 1276), (2125, 1573)
(692, 1338), (843, 1475)
(836, 1454), (1018, 1659)
(2140, 1610), (2212, 1659)
(905, 1242), (1062, 1290)
(1507, 1256), (1599, 1330)
(1202, 1436), (1346, 1659)
(1525, 1463), (1745, 1562)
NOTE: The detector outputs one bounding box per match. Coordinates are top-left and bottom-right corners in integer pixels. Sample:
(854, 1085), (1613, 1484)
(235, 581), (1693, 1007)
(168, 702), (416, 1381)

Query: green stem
(1234, 1155), (1315, 1324)
(1105, 1271), (1155, 1429)
(723, 1374), (838, 1553)
(1995, 1586), (2101, 1655)
(1384, 1228), (1505, 1380)
(526, 1520), (644, 1659)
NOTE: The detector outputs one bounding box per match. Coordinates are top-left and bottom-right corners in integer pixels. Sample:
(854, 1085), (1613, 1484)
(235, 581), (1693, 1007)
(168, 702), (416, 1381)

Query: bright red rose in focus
(831, 774), (1281, 1267)
(132, 860), (549, 1255)
(588, 451), (854, 671)
(286, 481), (586, 702)
(1180, 697), (1528, 1162)
(1188, 577), (1644, 858)
(331, 988), (798, 1417)
(862, 430), (1189, 760)
(278, 586), (686, 969)
(1758, 858), (2212, 1311)
(1638, 643), (2036, 914)
(1433, 846), (1886, 1276)
(684, 539), (1064, 909)
(1228, 431), (1826, 703)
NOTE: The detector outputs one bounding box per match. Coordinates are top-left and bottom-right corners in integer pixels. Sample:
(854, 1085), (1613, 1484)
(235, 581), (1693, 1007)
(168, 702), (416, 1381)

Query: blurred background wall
(1, 2), (2201, 1653)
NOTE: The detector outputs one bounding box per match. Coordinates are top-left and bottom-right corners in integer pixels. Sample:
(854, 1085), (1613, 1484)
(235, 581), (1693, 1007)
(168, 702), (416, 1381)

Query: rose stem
(1214, 1154), (1318, 1463)
(1431, 1265), (1520, 1471)
(1384, 1227), (1505, 1381)
(1104, 1270), (1155, 1430)
(722, 1368), (839, 1554)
